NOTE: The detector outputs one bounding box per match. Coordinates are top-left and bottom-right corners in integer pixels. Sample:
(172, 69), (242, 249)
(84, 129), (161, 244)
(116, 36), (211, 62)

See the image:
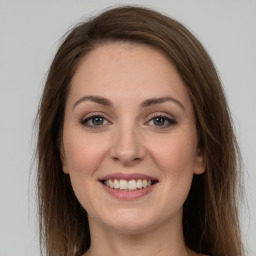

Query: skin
(61, 42), (206, 256)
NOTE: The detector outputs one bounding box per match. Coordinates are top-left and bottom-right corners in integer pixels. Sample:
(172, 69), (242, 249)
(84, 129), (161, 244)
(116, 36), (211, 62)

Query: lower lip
(100, 182), (157, 200)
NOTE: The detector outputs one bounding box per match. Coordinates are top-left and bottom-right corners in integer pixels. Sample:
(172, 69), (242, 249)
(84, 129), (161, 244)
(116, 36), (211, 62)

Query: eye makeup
(79, 111), (177, 130)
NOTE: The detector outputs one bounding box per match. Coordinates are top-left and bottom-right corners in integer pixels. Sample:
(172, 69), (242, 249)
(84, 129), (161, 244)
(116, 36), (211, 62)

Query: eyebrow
(73, 95), (113, 109)
(73, 95), (185, 111)
(140, 97), (185, 110)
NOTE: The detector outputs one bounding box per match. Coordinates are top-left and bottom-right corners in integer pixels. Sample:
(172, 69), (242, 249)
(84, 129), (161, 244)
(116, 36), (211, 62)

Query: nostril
(110, 135), (146, 163)
(111, 155), (142, 164)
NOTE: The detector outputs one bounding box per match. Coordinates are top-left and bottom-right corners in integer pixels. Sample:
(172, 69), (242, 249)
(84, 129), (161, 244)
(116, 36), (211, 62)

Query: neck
(85, 214), (190, 256)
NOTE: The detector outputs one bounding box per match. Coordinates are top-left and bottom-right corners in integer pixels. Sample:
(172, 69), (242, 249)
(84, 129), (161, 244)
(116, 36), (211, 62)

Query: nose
(110, 124), (146, 165)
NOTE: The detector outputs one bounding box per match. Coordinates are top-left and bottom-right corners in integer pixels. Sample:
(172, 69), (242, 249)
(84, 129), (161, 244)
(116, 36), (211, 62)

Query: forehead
(68, 42), (192, 109)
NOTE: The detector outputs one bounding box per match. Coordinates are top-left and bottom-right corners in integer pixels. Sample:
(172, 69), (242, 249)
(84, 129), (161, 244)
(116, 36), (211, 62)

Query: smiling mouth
(101, 179), (158, 191)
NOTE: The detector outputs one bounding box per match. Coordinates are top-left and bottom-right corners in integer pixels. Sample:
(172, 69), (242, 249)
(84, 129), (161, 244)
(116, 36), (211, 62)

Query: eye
(80, 115), (111, 129)
(147, 115), (176, 128)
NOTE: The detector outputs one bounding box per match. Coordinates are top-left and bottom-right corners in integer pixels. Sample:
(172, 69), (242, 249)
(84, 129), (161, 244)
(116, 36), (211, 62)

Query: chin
(108, 220), (155, 235)
(97, 208), (166, 235)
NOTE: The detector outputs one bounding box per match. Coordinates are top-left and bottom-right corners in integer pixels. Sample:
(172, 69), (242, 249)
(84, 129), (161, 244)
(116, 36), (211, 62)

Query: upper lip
(99, 173), (158, 181)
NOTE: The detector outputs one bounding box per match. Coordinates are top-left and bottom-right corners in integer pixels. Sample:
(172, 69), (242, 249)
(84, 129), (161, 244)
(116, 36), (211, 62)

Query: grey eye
(91, 116), (105, 125)
(147, 116), (176, 128)
(80, 115), (110, 129)
(153, 117), (166, 126)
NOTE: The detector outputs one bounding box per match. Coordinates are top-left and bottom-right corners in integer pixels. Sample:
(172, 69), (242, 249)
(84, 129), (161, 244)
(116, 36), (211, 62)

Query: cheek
(149, 136), (196, 213)
(64, 131), (108, 174)
(149, 132), (197, 174)
(148, 131), (197, 200)
(63, 132), (110, 211)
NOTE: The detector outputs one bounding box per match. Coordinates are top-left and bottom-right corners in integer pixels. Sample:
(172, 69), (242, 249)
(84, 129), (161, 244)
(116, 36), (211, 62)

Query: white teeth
(104, 178), (153, 190)
(143, 179), (148, 188)
(109, 179), (114, 188)
(128, 180), (137, 190)
(137, 179), (143, 189)
(120, 179), (128, 190)
(113, 179), (119, 189)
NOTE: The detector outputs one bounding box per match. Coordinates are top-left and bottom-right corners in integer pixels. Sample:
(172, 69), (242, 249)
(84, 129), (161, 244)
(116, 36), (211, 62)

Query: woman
(37, 6), (244, 256)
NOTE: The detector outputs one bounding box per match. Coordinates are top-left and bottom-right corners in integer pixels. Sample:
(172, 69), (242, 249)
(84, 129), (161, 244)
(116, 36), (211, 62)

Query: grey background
(0, 1), (255, 255)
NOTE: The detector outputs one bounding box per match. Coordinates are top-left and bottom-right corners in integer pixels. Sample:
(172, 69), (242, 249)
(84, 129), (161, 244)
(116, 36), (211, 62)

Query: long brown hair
(37, 6), (244, 256)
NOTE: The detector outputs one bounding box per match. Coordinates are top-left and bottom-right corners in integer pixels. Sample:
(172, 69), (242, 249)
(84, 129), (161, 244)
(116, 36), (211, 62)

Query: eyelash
(79, 113), (177, 129)
(145, 113), (177, 128)
(79, 114), (111, 129)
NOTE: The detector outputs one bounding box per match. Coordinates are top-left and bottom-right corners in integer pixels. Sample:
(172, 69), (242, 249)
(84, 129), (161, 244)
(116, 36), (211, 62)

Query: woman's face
(61, 42), (205, 234)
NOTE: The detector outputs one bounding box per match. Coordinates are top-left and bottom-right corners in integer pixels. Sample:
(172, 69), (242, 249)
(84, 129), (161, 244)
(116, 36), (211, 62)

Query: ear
(60, 144), (69, 174)
(193, 147), (206, 175)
